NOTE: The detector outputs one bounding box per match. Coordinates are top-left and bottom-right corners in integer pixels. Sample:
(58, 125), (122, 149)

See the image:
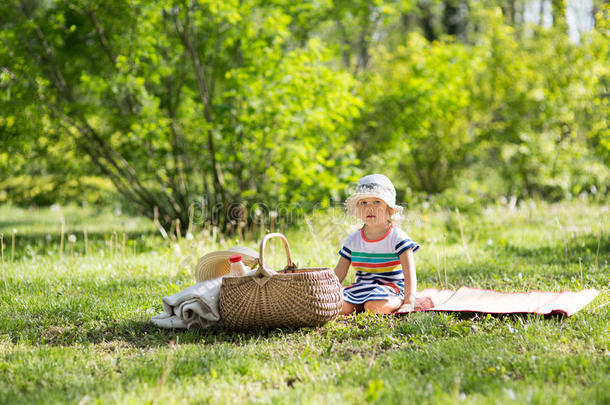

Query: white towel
(151, 278), (223, 329)
(150, 269), (269, 329)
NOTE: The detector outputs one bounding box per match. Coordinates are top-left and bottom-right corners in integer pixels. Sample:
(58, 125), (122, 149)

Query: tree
(0, 0), (362, 231)
(355, 33), (480, 195)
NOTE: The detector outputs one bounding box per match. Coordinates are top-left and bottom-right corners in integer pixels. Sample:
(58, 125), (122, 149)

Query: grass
(0, 199), (608, 404)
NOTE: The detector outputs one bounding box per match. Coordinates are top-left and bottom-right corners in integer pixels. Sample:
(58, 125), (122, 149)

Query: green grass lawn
(0, 200), (608, 404)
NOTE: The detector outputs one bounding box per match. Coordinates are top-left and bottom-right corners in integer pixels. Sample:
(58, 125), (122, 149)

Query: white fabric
(345, 174), (403, 218)
(151, 278), (223, 329)
(151, 269), (266, 329)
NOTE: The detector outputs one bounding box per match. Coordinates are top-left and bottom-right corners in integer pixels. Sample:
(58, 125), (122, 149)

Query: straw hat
(345, 174), (403, 218)
(194, 246), (259, 282)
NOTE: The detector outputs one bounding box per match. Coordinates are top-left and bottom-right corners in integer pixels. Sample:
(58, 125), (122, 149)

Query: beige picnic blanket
(397, 287), (600, 317)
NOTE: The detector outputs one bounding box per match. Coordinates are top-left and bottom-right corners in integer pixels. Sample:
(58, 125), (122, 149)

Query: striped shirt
(339, 225), (420, 305)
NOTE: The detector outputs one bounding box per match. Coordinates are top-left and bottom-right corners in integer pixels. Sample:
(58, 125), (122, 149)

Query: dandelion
(186, 232), (194, 241)
(68, 234), (76, 258)
(173, 243), (181, 257)
(503, 388), (516, 400)
(269, 210), (278, 231)
(487, 239), (493, 246)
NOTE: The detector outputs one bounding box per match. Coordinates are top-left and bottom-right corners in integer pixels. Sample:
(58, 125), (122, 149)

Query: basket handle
(254, 233), (296, 285)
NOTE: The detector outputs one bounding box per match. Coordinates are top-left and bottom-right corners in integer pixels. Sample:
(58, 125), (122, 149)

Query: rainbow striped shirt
(339, 225), (420, 305)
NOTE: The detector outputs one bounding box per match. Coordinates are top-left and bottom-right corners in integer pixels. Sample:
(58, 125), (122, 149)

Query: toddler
(334, 174), (420, 314)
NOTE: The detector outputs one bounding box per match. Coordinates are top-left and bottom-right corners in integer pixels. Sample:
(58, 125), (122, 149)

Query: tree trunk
(443, 0), (461, 36)
(172, 3), (232, 232)
(501, 0), (516, 26)
(551, 0), (568, 30)
(419, 2), (438, 42)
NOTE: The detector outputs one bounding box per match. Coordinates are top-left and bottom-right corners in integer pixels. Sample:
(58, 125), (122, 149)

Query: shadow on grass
(429, 234), (610, 289)
(0, 274), (287, 348)
(3, 273), (303, 348)
(500, 234), (609, 266)
(12, 305), (578, 350)
(2, 229), (162, 257)
(447, 310), (566, 322)
(32, 319), (304, 349)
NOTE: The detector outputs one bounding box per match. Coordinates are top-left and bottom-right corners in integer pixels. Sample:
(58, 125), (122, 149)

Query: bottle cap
(229, 255), (242, 263)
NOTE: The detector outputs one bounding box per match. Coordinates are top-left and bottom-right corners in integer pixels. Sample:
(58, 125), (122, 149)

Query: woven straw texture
(194, 246), (259, 282)
(219, 233), (342, 330)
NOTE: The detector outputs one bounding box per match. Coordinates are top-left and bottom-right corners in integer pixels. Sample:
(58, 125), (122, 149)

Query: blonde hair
(387, 206), (396, 224)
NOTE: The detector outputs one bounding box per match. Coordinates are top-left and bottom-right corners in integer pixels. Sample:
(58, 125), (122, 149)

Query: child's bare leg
(364, 296), (402, 314)
(340, 300), (357, 315)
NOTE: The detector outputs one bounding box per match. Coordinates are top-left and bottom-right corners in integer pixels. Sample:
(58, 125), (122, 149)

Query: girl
(334, 174), (420, 314)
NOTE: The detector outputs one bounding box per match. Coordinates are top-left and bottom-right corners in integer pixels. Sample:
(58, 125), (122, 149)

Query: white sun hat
(194, 246), (260, 282)
(345, 174), (403, 218)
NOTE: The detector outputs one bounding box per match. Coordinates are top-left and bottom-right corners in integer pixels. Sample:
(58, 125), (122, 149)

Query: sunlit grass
(0, 199), (608, 404)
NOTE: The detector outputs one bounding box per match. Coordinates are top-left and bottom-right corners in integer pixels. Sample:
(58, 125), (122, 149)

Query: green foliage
(0, 0), (363, 229)
(472, 8), (609, 199)
(357, 33), (480, 194)
(355, 6), (609, 201)
(0, 1), (608, 224)
(221, 37), (362, 206)
(586, 4), (610, 165)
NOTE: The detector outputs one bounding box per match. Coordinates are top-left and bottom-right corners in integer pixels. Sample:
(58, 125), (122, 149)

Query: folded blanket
(151, 268), (276, 329)
(396, 287), (600, 317)
(151, 278), (223, 329)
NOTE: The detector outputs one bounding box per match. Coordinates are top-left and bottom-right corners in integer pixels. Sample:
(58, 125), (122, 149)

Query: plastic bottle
(228, 254), (248, 277)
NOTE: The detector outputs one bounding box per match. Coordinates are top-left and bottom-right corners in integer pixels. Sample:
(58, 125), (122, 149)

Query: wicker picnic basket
(219, 233), (342, 330)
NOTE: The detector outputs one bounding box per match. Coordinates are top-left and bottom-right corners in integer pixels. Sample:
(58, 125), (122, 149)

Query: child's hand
(396, 294), (415, 312)
(404, 294), (416, 307)
(413, 296), (434, 311)
(398, 295), (434, 312)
